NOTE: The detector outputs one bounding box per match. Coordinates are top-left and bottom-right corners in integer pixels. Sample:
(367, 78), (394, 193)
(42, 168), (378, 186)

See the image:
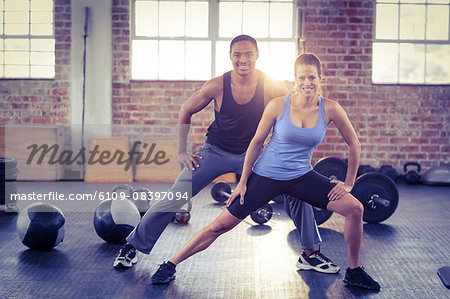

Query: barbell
(210, 182), (275, 224)
(309, 157), (399, 224)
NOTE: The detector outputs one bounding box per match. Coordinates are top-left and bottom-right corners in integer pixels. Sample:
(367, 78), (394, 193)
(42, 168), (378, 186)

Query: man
(114, 35), (339, 276)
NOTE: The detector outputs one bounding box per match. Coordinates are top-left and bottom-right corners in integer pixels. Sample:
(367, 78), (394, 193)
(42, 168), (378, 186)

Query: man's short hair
(229, 35), (258, 53)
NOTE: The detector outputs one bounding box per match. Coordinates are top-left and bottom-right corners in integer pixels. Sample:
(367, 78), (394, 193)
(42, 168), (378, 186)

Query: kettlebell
(403, 162), (421, 185)
(174, 200), (193, 224)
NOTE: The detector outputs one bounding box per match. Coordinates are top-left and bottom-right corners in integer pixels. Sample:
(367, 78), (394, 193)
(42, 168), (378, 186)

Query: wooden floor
(0, 181), (449, 299)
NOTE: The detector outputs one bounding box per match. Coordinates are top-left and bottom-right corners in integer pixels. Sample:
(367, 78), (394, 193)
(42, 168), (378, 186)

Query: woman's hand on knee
(226, 183), (247, 207)
(328, 180), (352, 201)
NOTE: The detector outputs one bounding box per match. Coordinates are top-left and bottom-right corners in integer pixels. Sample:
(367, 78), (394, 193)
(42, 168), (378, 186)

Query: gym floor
(0, 181), (449, 299)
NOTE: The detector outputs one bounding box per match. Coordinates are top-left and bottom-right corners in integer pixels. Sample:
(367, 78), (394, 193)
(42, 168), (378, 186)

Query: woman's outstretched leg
(151, 209), (242, 284)
(171, 209), (242, 265)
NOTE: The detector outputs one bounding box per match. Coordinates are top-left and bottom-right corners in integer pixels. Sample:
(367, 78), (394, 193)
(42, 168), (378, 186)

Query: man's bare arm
(177, 77), (222, 170)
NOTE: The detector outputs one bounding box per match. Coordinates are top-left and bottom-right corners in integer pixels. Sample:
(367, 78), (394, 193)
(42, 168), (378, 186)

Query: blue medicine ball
(17, 203), (65, 250)
(93, 199), (141, 244)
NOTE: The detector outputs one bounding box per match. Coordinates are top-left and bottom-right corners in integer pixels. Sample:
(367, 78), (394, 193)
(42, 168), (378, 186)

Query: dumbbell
(211, 182), (275, 224)
(211, 182), (232, 203)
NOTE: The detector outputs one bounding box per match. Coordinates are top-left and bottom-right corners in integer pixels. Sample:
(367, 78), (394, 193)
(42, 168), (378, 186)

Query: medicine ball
(17, 203), (65, 250)
(93, 199), (141, 244)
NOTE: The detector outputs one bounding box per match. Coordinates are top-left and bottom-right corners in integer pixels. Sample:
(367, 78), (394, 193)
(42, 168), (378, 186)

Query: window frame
(131, 0), (298, 81)
(0, 0), (55, 79)
(373, 0), (450, 85)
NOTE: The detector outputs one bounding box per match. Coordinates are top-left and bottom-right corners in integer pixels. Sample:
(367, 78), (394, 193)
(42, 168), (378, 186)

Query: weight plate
(379, 165), (398, 182)
(351, 172), (399, 223)
(0, 181), (17, 193)
(250, 203), (273, 224)
(0, 158), (17, 170)
(357, 164), (376, 178)
(313, 157), (347, 181)
(284, 194), (333, 226)
(211, 182), (231, 202)
(0, 168), (18, 181)
(313, 207), (334, 225)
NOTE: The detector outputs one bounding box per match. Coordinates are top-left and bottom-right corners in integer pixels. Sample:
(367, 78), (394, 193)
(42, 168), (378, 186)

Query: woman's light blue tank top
(253, 94), (328, 180)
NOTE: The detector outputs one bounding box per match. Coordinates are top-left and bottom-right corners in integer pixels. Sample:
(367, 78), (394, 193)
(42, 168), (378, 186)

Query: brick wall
(297, 0), (449, 170)
(0, 0), (71, 125)
(1, 0), (448, 173)
(111, 0), (211, 150)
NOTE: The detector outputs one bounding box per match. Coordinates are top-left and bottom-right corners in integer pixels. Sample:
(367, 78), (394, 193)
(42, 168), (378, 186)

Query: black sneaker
(113, 243), (138, 269)
(297, 250), (340, 274)
(343, 266), (381, 290)
(151, 262), (176, 285)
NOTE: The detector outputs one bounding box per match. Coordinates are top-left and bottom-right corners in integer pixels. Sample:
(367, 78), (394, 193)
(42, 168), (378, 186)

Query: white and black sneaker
(297, 250), (340, 274)
(113, 243), (138, 269)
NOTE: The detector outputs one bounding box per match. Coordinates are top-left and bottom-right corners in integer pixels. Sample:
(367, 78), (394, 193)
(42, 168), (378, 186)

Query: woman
(151, 53), (381, 291)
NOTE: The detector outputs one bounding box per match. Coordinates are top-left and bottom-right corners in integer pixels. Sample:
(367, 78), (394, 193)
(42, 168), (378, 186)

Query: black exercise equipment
(351, 172), (399, 223)
(210, 182), (275, 224)
(420, 166), (450, 186)
(130, 187), (152, 217)
(1, 157), (18, 212)
(357, 164), (376, 177)
(250, 203), (273, 224)
(403, 162), (421, 185)
(174, 200), (193, 224)
(437, 266), (450, 288)
(312, 157), (348, 225)
(0, 157), (17, 169)
(211, 182), (231, 202)
(313, 157), (347, 181)
(112, 184), (133, 198)
(378, 165), (398, 182)
(93, 198), (140, 244)
(80, 6), (89, 179)
(286, 172), (399, 225)
(17, 202), (65, 250)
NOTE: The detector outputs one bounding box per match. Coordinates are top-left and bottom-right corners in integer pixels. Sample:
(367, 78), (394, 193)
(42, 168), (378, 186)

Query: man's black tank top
(205, 71), (265, 154)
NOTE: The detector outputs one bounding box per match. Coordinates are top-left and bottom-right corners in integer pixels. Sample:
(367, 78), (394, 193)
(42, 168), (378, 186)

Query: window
(373, 0), (450, 84)
(0, 0), (55, 79)
(132, 0), (297, 81)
